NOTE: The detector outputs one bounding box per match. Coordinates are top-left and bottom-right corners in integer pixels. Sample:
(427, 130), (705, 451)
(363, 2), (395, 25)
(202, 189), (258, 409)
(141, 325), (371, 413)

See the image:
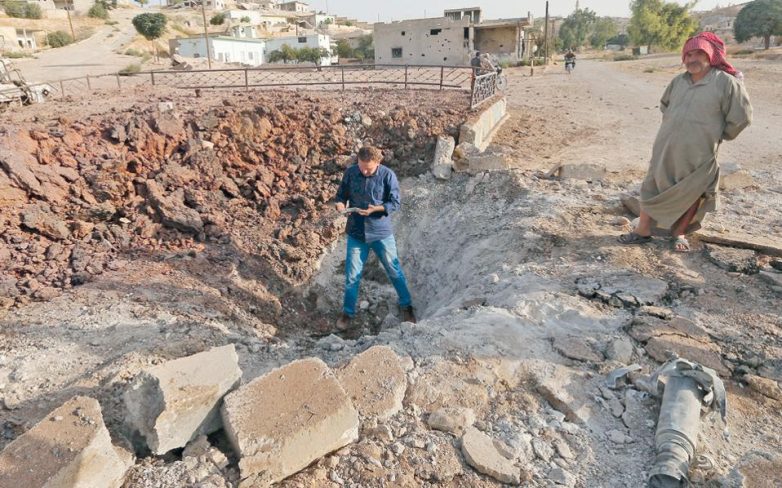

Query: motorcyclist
(564, 49), (576, 69)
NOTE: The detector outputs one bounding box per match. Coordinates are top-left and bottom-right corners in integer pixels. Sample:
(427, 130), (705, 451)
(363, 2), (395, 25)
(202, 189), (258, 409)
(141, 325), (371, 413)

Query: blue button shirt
(335, 164), (401, 243)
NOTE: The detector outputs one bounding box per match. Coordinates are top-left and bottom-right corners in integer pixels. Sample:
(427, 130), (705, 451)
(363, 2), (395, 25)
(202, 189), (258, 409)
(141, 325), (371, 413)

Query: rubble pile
(0, 90), (467, 313)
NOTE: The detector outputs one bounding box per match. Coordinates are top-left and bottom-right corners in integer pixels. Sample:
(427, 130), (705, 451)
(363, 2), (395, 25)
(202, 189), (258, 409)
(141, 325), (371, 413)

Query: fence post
(116, 74), (121, 90)
(341, 66), (345, 91)
(404, 65), (408, 89)
(86, 75), (91, 90)
(244, 69), (249, 91)
(439, 66), (444, 90)
(150, 71), (156, 86)
(469, 69), (476, 109)
(59, 80), (64, 98)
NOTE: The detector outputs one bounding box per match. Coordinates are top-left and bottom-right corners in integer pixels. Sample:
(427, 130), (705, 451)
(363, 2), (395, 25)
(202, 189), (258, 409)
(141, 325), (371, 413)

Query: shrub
(119, 63), (141, 75)
(88, 3), (109, 19)
(47, 31), (74, 48)
(613, 54), (637, 61)
(1, 51), (32, 58)
(4, 1), (42, 19)
(210, 12), (225, 25)
(240, 15), (250, 23)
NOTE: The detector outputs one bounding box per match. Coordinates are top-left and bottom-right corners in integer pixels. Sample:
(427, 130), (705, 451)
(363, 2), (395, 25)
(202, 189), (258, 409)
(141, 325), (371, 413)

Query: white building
(170, 36), (266, 65)
(277, 1), (310, 13)
(225, 9), (290, 27)
(265, 33), (331, 64)
(230, 25), (258, 38)
(302, 12), (335, 28)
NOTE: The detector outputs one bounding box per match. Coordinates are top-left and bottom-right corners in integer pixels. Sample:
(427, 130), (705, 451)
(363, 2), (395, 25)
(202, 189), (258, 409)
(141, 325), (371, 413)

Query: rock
(426, 407), (476, 435)
(576, 273), (668, 307)
(612, 216), (631, 227)
(638, 306), (674, 320)
(460, 427), (521, 485)
(620, 194), (641, 216)
(336, 345), (407, 420)
(549, 467), (576, 486)
(559, 163), (606, 181)
(605, 337), (635, 364)
(0, 149), (43, 197)
(759, 270), (782, 288)
(552, 336), (604, 363)
(743, 374), (782, 401)
(704, 244), (758, 274)
(719, 450), (782, 488)
(221, 357), (359, 485)
(554, 440), (574, 460)
(0, 172), (27, 207)
(460, 152), (513, 174)
(607, 429), (633, 444)
(719, 169), (754, 191)
(0, 396), (133, 488)
(20, 204), (70, 240)
(432, 135), (455, 180)
(532, 438), (554, 462)
(123, 345), (242, 454)
(145, 180), (203, 234)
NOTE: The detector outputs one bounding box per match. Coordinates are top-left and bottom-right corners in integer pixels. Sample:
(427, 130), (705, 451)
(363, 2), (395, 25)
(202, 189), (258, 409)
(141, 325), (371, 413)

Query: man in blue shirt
(334, 146), (415, 330)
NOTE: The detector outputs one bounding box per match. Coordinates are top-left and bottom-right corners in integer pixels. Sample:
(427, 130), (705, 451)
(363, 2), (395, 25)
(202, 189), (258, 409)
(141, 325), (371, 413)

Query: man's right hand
(335, 202), (346, 213)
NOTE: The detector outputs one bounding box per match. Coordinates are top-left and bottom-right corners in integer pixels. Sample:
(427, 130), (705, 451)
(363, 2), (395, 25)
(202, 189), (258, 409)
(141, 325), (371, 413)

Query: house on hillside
(0, 26), (46, 52)
(374, 7), (533, 66)
(278, 1), (310, 13)
(170, 36), (266, 65)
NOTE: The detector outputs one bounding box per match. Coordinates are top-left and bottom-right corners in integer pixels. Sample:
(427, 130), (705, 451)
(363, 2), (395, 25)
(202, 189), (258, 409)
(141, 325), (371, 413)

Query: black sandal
(618, 232), (653, 245)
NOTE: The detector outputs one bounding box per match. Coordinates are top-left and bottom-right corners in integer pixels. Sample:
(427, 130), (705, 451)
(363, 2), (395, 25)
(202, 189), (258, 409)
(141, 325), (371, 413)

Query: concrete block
(336, 345), (407, 420)
(0, 396), (133, 488)
(124, 344), (241, 454)
(460, 153), (513, 174)
(221, 357), (359, 485)
(460, 97), (508, 151)
(559, 163), (607, 181)
(432, 135), (455, 166)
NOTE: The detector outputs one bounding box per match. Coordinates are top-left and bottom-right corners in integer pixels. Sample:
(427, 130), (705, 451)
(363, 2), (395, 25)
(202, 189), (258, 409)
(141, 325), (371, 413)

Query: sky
(307, 0), (733, 22)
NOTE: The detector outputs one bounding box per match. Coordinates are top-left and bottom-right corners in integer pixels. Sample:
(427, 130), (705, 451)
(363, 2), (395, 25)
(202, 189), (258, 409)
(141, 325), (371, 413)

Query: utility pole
(543, 1), (549, 65)
(200, 0), (212, 68)
(66, 0), (76, 41)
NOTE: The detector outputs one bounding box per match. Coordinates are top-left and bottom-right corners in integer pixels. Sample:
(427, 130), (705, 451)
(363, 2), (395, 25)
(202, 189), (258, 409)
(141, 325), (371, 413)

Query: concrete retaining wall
(459, 96), (508, 151)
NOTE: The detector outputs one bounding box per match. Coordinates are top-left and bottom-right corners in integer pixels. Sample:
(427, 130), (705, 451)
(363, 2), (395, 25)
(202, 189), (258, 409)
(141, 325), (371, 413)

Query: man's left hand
(357, 205), (384, 216)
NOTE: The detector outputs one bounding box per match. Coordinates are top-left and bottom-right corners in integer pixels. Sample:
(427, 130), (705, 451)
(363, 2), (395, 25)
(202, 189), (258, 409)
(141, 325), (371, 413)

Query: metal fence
(36, 63), (499, 109)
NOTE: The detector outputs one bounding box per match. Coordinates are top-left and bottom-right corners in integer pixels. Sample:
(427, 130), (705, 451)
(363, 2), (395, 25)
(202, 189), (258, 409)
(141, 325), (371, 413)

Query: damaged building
(374, 7), (533, 66)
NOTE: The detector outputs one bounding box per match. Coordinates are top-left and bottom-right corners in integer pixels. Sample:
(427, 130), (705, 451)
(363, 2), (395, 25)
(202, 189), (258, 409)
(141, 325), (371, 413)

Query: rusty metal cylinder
(649, 375), (704, 487)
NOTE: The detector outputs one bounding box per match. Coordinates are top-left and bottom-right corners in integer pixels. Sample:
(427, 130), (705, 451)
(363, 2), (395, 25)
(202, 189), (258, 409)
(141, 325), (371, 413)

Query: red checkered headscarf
(682, 32), (742, 79)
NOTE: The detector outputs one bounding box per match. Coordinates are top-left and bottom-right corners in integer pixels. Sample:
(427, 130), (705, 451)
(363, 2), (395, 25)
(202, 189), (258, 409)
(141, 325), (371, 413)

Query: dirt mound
(0, 89), (468, 316)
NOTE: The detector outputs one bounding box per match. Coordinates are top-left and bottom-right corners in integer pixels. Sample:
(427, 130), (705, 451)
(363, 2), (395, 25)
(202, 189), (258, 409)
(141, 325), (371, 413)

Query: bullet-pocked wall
(474, 25), (521, 59)
(374, 17), (472, 67)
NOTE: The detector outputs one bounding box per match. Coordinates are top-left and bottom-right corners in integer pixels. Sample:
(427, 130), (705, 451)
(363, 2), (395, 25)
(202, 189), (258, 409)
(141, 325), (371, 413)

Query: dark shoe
(618, 231), (652, 245)
(401, 306), (417, 324)
(336, 313), (352, 331)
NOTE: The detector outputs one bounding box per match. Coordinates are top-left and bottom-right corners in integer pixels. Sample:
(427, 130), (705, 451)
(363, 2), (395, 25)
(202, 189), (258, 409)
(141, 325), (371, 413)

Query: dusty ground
(1, 56), (781, 488)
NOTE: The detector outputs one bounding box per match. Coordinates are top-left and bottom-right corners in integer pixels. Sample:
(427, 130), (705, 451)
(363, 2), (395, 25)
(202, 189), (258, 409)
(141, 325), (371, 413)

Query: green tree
(132, 13), (167, 62)
(628, 0), (698, 52)
(298, 47), (330, 64)
(607, 33), (630, 48)
(335, 39), (353, 58)
(210, 12), (225, 25)
(589, 17), (618, 48)
(240, 15), (251, 23)
(268, 43), (298, 63)
(558, 8), (597, 49)
(3, 1), (42, 19)
(734, 0), (782, 49)
(353, 34), (373, 60)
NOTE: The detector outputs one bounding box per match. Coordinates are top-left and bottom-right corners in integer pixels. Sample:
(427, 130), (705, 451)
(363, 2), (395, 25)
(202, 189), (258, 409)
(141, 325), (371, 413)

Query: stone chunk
(559, 163), (607, 181)
(644, 335), (730, 377)
(145, 180), (203, 234)
(719, 169), (754, 191)
(461, 427), (521, 485)
(534, 364), (595, 425)
(221, 357), (359, 485)
(20, 204), (70, 240)
(0, 396), (133, 488)
(123, 345), (241, 454)
(552, 336), (604, 363)
(426, 407), (476, 435)
(704, 244), (758, 274)
(336, 345), (407, 420)
(432, 135), (455, 180)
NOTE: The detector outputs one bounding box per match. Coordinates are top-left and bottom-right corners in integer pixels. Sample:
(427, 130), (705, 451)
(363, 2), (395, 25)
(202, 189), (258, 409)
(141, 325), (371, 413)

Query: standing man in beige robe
(619, 32), (753, 251)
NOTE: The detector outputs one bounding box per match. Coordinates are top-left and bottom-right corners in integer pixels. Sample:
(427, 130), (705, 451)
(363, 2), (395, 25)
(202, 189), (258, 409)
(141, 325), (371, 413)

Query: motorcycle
(565, 59), (576, 74)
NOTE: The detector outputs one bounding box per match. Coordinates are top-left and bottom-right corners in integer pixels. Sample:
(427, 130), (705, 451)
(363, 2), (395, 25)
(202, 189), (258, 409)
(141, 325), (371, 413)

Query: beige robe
(640, 68), (752, 232)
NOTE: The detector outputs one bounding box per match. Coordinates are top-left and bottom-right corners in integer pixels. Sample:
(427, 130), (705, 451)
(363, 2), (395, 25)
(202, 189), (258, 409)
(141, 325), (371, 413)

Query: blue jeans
(343, 235), (412, 316)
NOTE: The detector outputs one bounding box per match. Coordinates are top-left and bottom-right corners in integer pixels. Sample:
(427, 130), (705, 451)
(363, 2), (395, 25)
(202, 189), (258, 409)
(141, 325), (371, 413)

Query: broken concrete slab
(695, 229), (782, 257)
(743, 374), (782, 401)
(432, 135), (455, 180)
(336, 345), (407, 421)
(552, 336), (605, 363)
(605, 337), (635, 364)
(644, 334), (730, 377)
(426, 407), (476, 435)
(534, 364), (596, 425)
(460, 427), (521, 485)
(0, 396), (133, 488)
(123, 344), (241, 454)
(221, 357), (359, 485)
(704, 244), (758, 274)
(759, 270), (782, 288)
(627, 315), (712, 344)
(458, 152), (513, 175)
(558, 163), (607, 181)
(576, 273), (668, 308)
(719, 450), (782, 488)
